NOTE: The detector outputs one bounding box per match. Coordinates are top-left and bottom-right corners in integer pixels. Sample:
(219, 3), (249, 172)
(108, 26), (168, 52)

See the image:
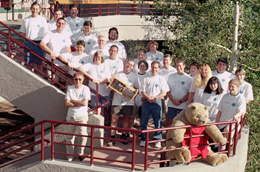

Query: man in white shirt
(212, 58), (234, 93)
(107, 60), (139, 146)
(20, 2), (48, 72)
(166, 59), (192, 127)
(105, 45), (124, 77)
(65, 72), (91, 161)
(48, 8), (72, 36)
(71, 21), (98, 54)
(132, 49), (147, 73)
(105, 27), (127, 61)
(90, 35), (109, 61)
(40, 17), (72, 82)
(140, 61), (169, 148)
(65, 4), (84, 36)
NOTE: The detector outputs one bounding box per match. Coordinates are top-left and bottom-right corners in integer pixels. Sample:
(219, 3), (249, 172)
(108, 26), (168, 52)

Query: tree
(143, 0), (260, 72)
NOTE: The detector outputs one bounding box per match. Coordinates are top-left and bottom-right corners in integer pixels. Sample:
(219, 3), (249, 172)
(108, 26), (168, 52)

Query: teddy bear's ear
(191, 105), (197, 110)
(204, 106), (210, 111)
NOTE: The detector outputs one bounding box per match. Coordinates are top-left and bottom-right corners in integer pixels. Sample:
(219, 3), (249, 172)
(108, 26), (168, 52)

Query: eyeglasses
(74, 78), (82, 81)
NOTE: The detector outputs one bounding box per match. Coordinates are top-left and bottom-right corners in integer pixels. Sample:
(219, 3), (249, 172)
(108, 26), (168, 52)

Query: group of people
(20, 2), (254, 161)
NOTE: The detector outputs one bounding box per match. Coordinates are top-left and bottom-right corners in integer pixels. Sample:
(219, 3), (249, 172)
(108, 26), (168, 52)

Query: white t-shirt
(20, 15), (48, 41)
(71, 32), (98, 54)
(47, 20), (72, 37)
(105, 40), (127, 60)
(239, 81), (254, 101)
(141, 72), (169, 98)
(167, 73), (192, 109)
(112, 71), (139, 106)
(212, 70), (234, 93)
(135, 72), (147, 107)
(145, 51), (164, 66)
(159, 66), (177, 81)
(65, 16), (84, 36)
(90, 46), (110, 62)
(189, 77), (206, 104)
(105, 57), (124, 76)
(81, 63), (111, 96)
(65, 85), (91, 117)
(217, 93), (246, 129)
(202, 92), (224, 122)
(61, 52), (91, 75)
(42, 30), (72, 66)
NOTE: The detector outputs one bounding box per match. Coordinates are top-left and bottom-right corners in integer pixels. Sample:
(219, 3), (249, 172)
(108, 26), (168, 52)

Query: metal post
(51, 122), (55, 160)
(227, 123), (233, 157)
(96, 84), (99, 110)
(131, 132), (136, 171)
(233, 121), (239, 156)
(144, 132), (149, 171)
(41, 122), (45, 161)
(8, 29), (11, 58)
(90, 127), (94, 166)
(51, 59), (54, 85)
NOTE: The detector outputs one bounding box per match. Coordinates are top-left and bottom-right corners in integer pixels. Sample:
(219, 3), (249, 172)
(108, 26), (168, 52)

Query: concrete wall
(0, 52), (67, 122)
(90, 15), (176, 41)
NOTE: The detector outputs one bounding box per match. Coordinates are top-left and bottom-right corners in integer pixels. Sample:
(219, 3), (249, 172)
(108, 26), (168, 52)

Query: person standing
(140, 61), (169, 148)
(71, 21), (98, 54)
(20, 2), (48, 72)
(105, 27), (127, 61)
(212, 58), (234, 93)
(65, 72), (91, 161)
(107, 60), (139, 146)
(166, 59), (192, 127)
(90, 35), (109, 60)
(105, 45), (124, 77)
(65, 4), (84, 36)
(48, 8), (72, 36)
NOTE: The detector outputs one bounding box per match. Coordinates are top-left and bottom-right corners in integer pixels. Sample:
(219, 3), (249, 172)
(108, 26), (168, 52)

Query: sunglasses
(74, 78), (82, 81)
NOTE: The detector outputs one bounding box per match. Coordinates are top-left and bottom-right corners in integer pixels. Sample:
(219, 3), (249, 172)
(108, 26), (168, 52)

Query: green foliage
(144, 0), (260, 170)
(145, 0), (260, 71)
(122, 40), (148, 59)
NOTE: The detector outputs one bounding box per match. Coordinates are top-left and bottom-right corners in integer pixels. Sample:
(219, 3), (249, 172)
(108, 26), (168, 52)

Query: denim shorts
(91, 94), (111, 108)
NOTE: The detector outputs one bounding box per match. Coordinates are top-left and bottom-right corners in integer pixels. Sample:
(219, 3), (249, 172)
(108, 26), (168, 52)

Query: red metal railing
(50, 1), (167, 19)
(0, 114), (245, 170)
(0, 21), (108, 112)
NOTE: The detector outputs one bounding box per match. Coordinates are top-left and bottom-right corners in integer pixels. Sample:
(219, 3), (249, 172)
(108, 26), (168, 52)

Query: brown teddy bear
(165, 102), (228, 166)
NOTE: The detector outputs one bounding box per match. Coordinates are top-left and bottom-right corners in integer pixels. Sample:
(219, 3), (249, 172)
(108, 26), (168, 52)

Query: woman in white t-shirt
(133, 60), (149, 128)
(188, 63), (212, 104)
(79, 50), (111, 116)
(145, 41), (164, 66)
(202, 76), (224, 122)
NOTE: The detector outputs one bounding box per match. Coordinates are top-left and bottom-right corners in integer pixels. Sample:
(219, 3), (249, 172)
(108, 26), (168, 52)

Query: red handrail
(0, 117), (245, 171)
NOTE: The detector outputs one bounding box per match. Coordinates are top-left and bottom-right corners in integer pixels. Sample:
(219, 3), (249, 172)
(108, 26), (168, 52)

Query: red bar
(51, 122), (55, 160)
(41, 122), (45, 161)
(90, 127), (94, 165)
(131, 132), (136, 171)
(144, 132), (149, 171)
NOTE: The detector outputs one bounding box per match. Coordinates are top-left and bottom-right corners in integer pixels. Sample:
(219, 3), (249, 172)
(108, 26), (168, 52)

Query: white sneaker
(155, 142), (161, 148)
(140, 141), (145, 147)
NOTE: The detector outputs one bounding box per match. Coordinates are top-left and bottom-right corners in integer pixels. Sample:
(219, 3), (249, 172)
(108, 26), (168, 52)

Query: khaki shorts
(112, 105), (134, 117)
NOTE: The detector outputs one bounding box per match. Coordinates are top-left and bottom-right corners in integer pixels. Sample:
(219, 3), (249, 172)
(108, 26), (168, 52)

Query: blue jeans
(24, 40), (44, 64)
(91, 94), (111, 108)
(140, 99), (162, 141)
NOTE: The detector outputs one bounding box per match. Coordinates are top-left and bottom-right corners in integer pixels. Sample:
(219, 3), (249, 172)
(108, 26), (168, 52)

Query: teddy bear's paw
(206, 153), (228, 166)
(215, 154), (228, 166)
(219, 137), (227, 144)
(177, 147), (191, 163)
